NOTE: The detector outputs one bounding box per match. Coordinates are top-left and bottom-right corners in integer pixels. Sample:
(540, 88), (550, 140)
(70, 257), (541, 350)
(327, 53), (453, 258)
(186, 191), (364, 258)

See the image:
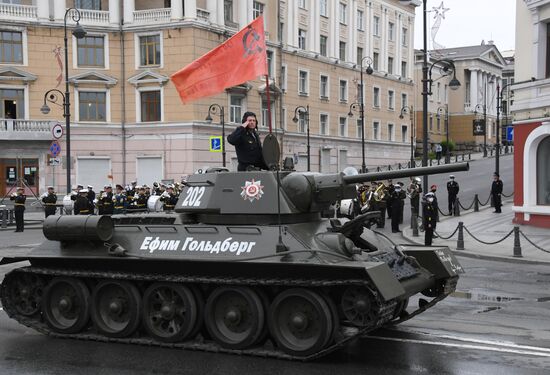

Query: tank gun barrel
(342, 162), (469, 185)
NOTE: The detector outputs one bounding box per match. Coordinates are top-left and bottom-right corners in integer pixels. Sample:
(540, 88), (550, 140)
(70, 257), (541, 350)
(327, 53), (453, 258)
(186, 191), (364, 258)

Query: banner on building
(473, 119), (486, 136)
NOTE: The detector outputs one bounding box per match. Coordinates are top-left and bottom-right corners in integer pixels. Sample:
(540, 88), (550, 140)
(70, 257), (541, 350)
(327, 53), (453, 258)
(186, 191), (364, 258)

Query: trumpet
(407, 182), (421, 199)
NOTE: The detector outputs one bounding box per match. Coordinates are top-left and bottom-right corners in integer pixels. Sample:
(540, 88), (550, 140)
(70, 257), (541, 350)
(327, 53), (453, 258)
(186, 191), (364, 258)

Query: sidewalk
(402, 198), (550, 265)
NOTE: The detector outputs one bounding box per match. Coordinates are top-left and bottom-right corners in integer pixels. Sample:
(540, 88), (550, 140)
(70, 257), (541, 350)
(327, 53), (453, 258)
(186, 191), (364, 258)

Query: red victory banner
(171, 16), (267, 104)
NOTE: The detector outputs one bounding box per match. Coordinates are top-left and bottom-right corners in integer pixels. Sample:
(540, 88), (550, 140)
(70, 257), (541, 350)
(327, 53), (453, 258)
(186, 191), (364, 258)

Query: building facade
(413, 44), (505, 154)
(0, 0), (418, 195)
(511, 0), (550, 228)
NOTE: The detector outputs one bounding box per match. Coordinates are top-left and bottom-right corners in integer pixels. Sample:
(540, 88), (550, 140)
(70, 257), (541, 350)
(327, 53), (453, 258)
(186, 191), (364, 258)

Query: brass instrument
(407, 181), (421, 199)
(373, 183), (386, 202)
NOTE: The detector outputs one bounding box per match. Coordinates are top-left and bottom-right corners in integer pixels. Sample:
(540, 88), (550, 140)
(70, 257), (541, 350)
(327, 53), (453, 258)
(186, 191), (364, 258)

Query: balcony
(0, 3), (37, 21)
(0, 119), (53, 141)
(68, 8), (109, 26)
(133, 8), (171, 25)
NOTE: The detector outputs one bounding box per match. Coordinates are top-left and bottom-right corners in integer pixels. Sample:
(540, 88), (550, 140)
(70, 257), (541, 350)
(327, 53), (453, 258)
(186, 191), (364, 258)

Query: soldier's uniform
(407, 177), (422, 215)
(491, 172), (503, 213)
(422, 192), (438, 246)
(87, 185), (96, 209)
(10, 187), (26, 232)
(130, 187), (148, 211)
(126, 181), (137, 204)
(386, 180), (395, 219)
(113, 185), (127, 214)
(160, 186), (178, 211)
(74, 189), (92, 215)
(447, 175), (460, 215)
(100, 186), (114, 215)
(389, 184), (404, 233)
(41, 186), (57, 218)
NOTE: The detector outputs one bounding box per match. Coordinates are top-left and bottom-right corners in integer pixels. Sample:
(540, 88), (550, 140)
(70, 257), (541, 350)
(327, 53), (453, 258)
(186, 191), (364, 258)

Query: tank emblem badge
(241, 179), (264, 202)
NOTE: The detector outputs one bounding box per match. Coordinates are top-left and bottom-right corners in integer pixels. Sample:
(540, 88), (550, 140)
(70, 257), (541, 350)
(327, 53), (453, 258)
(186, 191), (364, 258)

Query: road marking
(369, 336), (550, 357)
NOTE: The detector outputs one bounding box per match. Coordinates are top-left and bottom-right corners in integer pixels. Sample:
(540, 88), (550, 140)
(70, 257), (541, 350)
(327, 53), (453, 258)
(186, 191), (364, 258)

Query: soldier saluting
(41, 186), (57, 218)
(227, 111), (268, 171)
(10, 187), (26, 232)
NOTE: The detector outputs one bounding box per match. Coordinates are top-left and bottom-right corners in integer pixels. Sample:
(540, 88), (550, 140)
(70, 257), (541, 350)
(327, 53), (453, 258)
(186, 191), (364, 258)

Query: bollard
(474, 194), (479, 212)
(455, 154), (458, 162)
(513, 226), (523, 257)
(454, 197), (461, 216)
(412, 212), (419, 237)
(457, 222), (465, 250)
(468, 153), (471, 160)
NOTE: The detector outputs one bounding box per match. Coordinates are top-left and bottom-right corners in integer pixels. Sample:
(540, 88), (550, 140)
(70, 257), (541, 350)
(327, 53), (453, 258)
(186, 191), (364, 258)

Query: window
(0, 88), (24, 119)
(0, 30), (22, 64)
(299, 70), (309, 95)
(338, 150), (348, 171)
(339, 3), (347, 24)
(401, 93), (408, 108)
(320, 0), (328, 16)
(224, 0), (234, 23)
(373, 87), (380, 107)
(76, 0), (101, 9)
(357, 10), (364, 31)
(253, 1), (264, 19)
(339, 41), (346, 61)
(388, 22), (395, 41)
(140, 90), (161, 122)
(357, 83), (363, 102)
(229, 95), (243, 123)
(139, 34), (161, 66)
(299, 0), (306, 9)
(402, 27), (408, 46)
(388, 56), (394, 74)
(429, 115), (433, 131)
(388, 123), (394, 141)
(79, 91), (106, 122)
(437, 82), (441, 102)
(356, 119), (362, 139)
(436, 115), (441, 132)
(373, 16), (380, 36)
(297, 111), (307, 133)
(298, 29), (306, 49)
(77, 35), (104, 67)
(388, 90), (395, 110)
(373, 121), (380, 140)
(537, 137), (550, 204)
(320, 75), (329, 98)
(402, 125), (408, 143)
(261, 99), (275, 128)
(267, 50), (274, 77)
(339, 79), (348, 102)
(401, 61), (407, 77)
(339, 116), (347, 137)
(320, 35), (328, 56)
(357, 47), (363, 67)
(320, 113), (329, 135)
(373, 52), (379, 70)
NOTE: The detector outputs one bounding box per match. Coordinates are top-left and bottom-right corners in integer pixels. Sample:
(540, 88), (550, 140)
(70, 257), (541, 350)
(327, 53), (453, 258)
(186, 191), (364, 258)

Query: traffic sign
(49, 140), (61, 157)
(209, 136), (223, 152)
(52, 123), (63, 139)
(49, 157), (61, 166)
(506, 126), (514, 142)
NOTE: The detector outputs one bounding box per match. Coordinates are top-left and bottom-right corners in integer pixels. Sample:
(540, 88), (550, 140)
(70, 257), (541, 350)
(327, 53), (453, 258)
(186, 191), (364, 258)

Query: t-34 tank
(0, 159), (467, 360)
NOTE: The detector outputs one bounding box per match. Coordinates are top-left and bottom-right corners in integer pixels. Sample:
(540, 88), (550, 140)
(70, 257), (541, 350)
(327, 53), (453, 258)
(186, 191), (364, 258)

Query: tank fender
(363, 262), (406, 302)
(400, 246), (464, 278)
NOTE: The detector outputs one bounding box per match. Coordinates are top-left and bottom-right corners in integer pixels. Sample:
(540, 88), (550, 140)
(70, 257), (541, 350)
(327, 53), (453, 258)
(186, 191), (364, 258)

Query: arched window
(537, 136), (550, 205)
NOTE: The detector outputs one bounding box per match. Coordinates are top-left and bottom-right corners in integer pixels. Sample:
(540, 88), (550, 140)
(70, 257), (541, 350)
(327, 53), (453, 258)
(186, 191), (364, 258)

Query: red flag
(171, 16), (268, 103)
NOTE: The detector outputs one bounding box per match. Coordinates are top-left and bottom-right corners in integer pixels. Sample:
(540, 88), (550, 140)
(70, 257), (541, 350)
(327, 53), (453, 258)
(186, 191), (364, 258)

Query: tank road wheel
(42, 277), (91, 334)
(2, 272), (45, 317)
(91, 280), (141, 338)
(204, 286), (265, 349)
(341, 286), (378, 327)
(142, 283), (198, 342)
(268, 288), (334, 357)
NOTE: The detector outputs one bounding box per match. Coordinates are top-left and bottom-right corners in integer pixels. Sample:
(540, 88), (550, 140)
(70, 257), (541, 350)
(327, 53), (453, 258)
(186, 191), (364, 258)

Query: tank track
(0, 266), (448, 361)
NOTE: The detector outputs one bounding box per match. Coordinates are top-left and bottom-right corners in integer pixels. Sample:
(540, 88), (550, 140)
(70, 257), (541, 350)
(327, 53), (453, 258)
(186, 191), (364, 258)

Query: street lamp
(292, 105), (310, 171)
(205, 104), (226, 167)
(399, 105), (415, 168)
(436, 104), (450, 163)
(41, 8), (86, 194)
(356, 56), (374, 173)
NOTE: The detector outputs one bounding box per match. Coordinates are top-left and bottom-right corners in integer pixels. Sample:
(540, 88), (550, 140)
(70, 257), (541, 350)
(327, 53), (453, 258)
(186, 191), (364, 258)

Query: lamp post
(399, 105), (415, 168)
(436, 104), (450, 163)
(358, 56), (373, 173)
(292, 105), (310, 171)
(205, 104), (226, 167)
(347, 102), (365, 171)
(40, 8), (86, 194)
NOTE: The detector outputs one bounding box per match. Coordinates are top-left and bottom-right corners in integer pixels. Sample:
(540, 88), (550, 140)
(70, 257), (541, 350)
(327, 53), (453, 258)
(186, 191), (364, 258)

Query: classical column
(53, 0), (66, 21)
(206, 0), (219, 25)
(470, 69), (478, 108)
(308, 0), (317, 53)
(368, 2), (374, 59)
(330, 0), (339, 58)
(184, 0), (197, 20)
(237, 0), (248, 28)
(171, 0), (184, 20)
(36, 0), (49, 20)
(123, 0), (135, 24)
(109, 0), (120, 25)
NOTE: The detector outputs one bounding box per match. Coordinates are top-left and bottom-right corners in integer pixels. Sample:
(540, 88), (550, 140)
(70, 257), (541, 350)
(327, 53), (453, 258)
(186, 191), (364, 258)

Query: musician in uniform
(10, 187), (26, 232)
(447, 175), (460, 215)
(422, 192), (438, 246)
(132, 186), (148, 211)
(407, 177), (422, 215)
(126, 181), (137, 203)
(70, 184), (83, 201)
(41, 186), (57, 218)
(113, 184), (127, 214)
(96, 186), (106, 215)
(389, 184), (405, 233)
(386, 179), (395, 219)
(87, 185), (96, 207)
(100, 185), (114, 215)
(160, 185), (178, 211)
(430, 184), (439, 222)
(397, 182), (406, 224)
(74, 189), (92, 215)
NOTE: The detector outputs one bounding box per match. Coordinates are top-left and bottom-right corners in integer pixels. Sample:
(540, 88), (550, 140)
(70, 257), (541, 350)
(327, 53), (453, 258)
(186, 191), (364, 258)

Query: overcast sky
(412, 0), (516, 52)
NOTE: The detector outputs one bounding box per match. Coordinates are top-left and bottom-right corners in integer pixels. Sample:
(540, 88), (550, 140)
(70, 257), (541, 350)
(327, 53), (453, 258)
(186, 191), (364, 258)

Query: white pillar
(171, 0), (184, 20)
(349, 0), (356, 63)
(184, 0), (197, 20)
(108, 0), (120, 24)
(286, 0), (297, 47)
(330, 0), (339, 58)
(206, 0), (219, 25)
(368, 2), (374, 59)
(308, 0), (319, 53)
(470, 69), (478, 108)
(36, 0), (49, 20)
(237, 0), (248, 27)
(396, 13), (402, 76)
(53, 0), (66, 21)
(124, 0), (135, 24)
(381, 7), (388, 71)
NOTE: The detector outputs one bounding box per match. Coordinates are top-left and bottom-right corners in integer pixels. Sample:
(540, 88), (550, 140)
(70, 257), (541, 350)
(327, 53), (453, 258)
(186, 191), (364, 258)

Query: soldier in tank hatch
(227, 111), (268, 171)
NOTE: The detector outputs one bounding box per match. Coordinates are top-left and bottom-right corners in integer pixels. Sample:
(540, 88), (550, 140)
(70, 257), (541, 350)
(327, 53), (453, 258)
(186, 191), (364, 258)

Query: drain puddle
(451, 289), (550, 303)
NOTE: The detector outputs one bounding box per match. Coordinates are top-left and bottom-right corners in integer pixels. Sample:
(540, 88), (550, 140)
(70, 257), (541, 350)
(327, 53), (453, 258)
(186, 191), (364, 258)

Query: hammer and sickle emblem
(242, 25), (263, 57)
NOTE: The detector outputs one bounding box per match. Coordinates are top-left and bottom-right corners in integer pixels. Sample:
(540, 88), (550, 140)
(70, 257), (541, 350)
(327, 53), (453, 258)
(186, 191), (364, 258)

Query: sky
(412, 0), (516, 52)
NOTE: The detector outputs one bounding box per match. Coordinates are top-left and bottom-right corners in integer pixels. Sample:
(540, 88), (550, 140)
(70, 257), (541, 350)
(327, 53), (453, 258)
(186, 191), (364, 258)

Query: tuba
(373, 183), (386, 201)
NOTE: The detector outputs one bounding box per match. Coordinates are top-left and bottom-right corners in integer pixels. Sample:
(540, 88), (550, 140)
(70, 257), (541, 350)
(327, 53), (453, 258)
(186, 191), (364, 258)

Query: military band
(10, 187), (26, 232)
(41, 186), (57, 218)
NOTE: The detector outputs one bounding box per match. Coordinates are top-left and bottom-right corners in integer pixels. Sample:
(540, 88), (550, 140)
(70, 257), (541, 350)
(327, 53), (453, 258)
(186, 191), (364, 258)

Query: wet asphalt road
(0, 253), (549, 375)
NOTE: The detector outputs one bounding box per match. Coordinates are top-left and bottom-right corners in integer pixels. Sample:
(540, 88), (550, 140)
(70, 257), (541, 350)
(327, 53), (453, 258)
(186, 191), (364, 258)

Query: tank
(0, 161), (468, 360)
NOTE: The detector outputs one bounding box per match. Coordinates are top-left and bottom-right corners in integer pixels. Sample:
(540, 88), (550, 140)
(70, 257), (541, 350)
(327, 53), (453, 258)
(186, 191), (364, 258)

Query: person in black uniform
(227, 111), (268, 171)
(389, 184), (404, 233)
(407, 177), (422, 215)
(41, 186), (57, 218)
(160, 185), (178, 211)
(10, 187), (26, 232)
(422, 192), (438, 245)
(113, 184), (127, 214)
(132, 186), (148, 211)
(491, 172), (503, 213)
(100, 185), (114, 215)
(74, 189), (92, 215)
(386, 180), (395, 219)
(430, 184), (439, 222)
(397, 182), (406, 224)
(447, 175), (460, 215)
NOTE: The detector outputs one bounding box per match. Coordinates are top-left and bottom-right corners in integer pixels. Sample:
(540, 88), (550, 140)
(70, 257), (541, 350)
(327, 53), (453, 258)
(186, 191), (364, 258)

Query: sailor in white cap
(423, 192), (438, 245)
(447, 174), (459, 215)
(42, 185), (57, 218)
(74, 189), (92, 215)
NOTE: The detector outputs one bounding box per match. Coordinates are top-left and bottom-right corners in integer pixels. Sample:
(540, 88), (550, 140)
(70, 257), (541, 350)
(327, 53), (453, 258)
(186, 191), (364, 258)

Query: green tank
(0, 152), (467, 360)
